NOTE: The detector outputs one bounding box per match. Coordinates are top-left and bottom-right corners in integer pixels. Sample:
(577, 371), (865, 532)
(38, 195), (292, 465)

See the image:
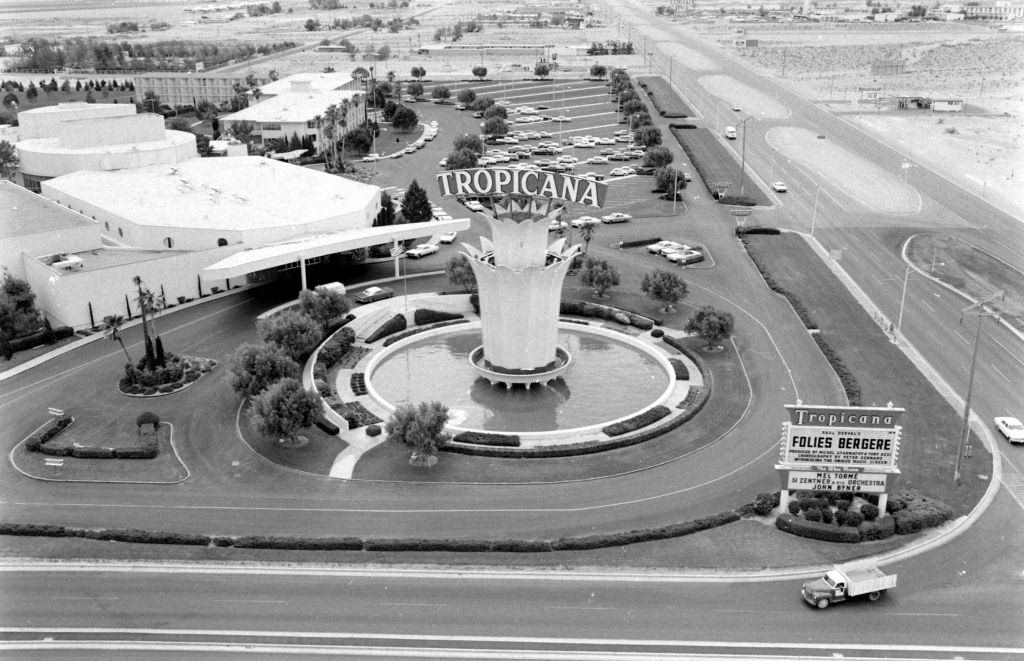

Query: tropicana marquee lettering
(436, 168), (608, 208)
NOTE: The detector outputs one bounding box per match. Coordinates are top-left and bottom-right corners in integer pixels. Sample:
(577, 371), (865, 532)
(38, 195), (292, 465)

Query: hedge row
(413, 308), (464, 325)
(886, 490), (954, 534)
(775, 513), (861, 543)
(560, 300), (658, 330)
(812, 334), (862, 406)
(716, 194), (757, 206)
(735, 227), (781, 236)
(317, 327), (356, 369)
(451, 431), (521, 447)
(621, 237), (662, 249)
(672, 127), (713, 191)
(636, 76), (691, 117)
(382, 319), (470, 347)
(0, 510), (741, 552)
(364, 314), (408, 344)
(667, 358), (689, 380)
(738, 235), (817, 330)
(330, 400), (381, 429)
(603, 405), (671, 436)
(5, 325), (75, 354)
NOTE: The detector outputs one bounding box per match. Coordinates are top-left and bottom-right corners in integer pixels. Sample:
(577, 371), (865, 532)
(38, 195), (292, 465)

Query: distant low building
(931, 98), (964, 112)
(133, 71), (251, 108)
(964, 1), (1024, 19)
(260, 72), (361, 98)
(220, 90), (362, 147)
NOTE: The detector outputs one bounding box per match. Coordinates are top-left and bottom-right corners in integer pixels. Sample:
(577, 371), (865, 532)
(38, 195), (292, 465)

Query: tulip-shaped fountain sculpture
(461, 196), (580, 388)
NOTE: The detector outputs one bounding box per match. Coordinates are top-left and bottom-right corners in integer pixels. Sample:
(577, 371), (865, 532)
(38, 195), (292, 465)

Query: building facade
(133, 71), (251, 107)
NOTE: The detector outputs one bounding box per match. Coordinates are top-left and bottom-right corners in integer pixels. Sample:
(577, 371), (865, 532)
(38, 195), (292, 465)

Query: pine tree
(400, 180), (432, 223)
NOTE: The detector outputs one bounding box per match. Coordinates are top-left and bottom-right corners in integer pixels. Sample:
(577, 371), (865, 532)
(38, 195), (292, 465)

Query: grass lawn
(10, 422), (187, 484)
(238, 401), (347, 477)
(742, 232), (990, 516)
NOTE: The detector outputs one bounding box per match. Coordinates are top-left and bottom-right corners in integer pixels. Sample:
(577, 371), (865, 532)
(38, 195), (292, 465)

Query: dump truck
(802, 565), (896, 609)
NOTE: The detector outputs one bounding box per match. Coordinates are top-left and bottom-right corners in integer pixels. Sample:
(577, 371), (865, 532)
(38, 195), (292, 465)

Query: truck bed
(841, 565), (898, 596)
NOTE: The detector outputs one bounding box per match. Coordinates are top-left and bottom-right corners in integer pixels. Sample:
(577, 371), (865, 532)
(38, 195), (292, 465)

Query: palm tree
(338, 99), (351, 167)
(102, 314), (133, 365)
(386, 70), (397, 101)
(313, 113), (323, 157)
(132, 276), (164, 370)
(579, 223), (596, 254)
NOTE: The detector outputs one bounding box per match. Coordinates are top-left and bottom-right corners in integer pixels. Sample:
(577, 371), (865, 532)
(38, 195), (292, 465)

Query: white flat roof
(17, 130), (194, 156)
(261, 72), (357, 96)
(44, 156), (380, 232)
(223, 90), (360, 124)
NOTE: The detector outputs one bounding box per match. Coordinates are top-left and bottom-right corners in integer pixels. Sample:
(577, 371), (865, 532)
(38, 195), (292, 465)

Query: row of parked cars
(646, 240), (706, 266)
(362, 120), (439, 162)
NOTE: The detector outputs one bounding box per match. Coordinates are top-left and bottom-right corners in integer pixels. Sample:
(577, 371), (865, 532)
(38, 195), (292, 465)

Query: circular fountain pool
(367, 324), (673, 434)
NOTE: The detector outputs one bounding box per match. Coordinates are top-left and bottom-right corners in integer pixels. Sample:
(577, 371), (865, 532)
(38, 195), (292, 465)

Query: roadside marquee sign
(784, 470), (889, 493)
(730, 209), (752, 217)
(437, 168), (609, 208)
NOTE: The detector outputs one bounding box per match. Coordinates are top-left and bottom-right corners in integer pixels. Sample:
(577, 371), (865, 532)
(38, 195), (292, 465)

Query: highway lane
(2, 490), (1022, 656)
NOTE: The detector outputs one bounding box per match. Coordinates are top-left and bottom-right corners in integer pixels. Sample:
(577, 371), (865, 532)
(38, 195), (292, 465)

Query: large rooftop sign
(437, 168), (608, 208)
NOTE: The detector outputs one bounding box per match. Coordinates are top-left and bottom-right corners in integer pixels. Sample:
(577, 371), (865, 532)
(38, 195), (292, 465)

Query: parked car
(473, 111), (483, 118)
(455, 103), (467, 110)
(647, 240), (683, 254)
(658, 241), (690, 255)
(609, 167), (635, 177)
(667, 249), (705, 265)
(995, 416), (1024, 444)
(438, 231), (458, 244)
(404, 146), (417, 154)
(354, 286), (395, 304)
(548, 219), (568, 232)
(586, 156), (609, 164)
(552, 115), (572, 123)
(570, 216), (602, 228)
(464, 200), (486, 212)
(406, 243), (439, 258)
(682, 171), (693, 182)
(773, 181), (788, 192)
(633, 166), (656, 175)
(362, 153), (381, 162)
(438, 158), (448, 167)
(601, 212), (633, 223)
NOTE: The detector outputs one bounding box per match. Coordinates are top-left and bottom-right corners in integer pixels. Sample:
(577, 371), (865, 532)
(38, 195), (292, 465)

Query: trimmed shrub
(820, 507), (834, 524)
(859, 515), (896, 541)
(667, 358), (689, 380)
(650, 328), (664, 338)
(776, 513), (860, 543)
(382, 319), (470, 346)
(835, 498), (851, 511)
(364, 314), (408, 343)
(366, 424), (382, 437)
(71, 446), (115, 458)
(860, 503), (880, 521)
(734, 226), (781, 236)
(603, 405), (671, 436)
(834, 509), (848, 525)
(787, 500), (802, 515)
(314, 414), (340, 435)
(451, 431), (520, 447)
(893, 499), (954, 534)
(804, 508), (822, 522)
(753, 492), (778, 516)
(621, 237), (662, 248)
(413, 308), (464, 325)
(844, 510), (865, 527)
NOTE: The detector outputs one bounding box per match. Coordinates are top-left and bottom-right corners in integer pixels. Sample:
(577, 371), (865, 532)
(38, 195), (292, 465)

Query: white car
(772, 181), (788, 193)
(464, 200), (486, 212)
(438, 231), (458, 244)
(403, 146), (417, 154)
(406, 243), (439, 258)
(548, 219), (568, 232)
(649, 241), (687, 255)
(666, 248), (705, 265)
(552, 115), (572, 123)
(438, 158), (448, 167)
(586, 156), (609, 164)
(601, 212), (633, 223)
(995, 416), (1024, 444)
(570, 216), (602, 228)
(597, 137), (616, 145)
(361, 153), (381, 162)
(609, 167), (635, 177)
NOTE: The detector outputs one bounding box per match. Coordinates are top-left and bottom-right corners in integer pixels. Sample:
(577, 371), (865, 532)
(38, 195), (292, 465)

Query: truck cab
(802, 565), (896, 609)
(724, 126), (737, 140)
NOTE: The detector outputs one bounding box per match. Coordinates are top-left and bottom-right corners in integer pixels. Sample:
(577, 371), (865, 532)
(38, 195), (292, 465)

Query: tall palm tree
(579, 223), (596, 254)
(323, 103), (340, 169)
(313, 114), (323, 158)
(102, 314), (133, 365)
(132, 275), (164, 370)
(338, 99), (350, 166)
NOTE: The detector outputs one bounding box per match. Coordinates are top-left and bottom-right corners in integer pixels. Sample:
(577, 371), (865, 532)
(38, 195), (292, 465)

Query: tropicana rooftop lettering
(436, 168), (608, 208)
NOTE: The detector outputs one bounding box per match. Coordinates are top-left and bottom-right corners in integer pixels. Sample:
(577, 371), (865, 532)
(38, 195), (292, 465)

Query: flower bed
(118, 354), (217, 397)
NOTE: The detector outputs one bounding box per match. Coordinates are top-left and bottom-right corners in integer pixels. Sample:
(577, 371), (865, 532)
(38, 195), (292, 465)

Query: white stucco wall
(0, 224), (102, 279)
(17, 103), (134, 139)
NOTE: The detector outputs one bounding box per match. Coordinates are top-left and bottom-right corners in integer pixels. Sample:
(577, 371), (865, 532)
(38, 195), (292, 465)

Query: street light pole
(895, 262), (911, 343)
(810, 184), (821, 236)
(954, 291), (1004, 485)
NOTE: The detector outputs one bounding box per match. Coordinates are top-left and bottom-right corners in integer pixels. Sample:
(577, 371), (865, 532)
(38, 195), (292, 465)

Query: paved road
(2, 488), (1022, 656)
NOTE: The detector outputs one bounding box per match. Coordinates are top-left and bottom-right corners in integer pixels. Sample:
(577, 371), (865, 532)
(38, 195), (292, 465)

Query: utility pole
(738, 116), (752, 195)
(954, 291), (1004, 485)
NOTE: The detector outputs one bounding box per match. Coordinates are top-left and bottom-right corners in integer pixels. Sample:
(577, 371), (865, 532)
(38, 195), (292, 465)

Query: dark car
(633, 166), (656, 175)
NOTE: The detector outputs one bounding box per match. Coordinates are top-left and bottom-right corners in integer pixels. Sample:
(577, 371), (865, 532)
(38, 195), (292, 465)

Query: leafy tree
(446, 254), (477, 292)
(26, 82), (38, 100)
(534, 62), (551, 78)
(0, 140), (18, 180)
(431, 86), (451, 103)
(268, 68), (280, 81)
(623, 98), (645, 116)
(228, 342), (300, 398)
(644, 145), (674, 169)
(101, 314), (133, 365)
(248, 377), (318, 446)
(85, 91), (96, 104)
(299, 285), (351, 330)
(641, 269), (688, 312)
(632, 111), (652, 129)
(589, 63), (607, 79)
(229, 120), (254, 142)
(0, 271), (42, 341)
(633, 125), (662, 148)
(579, 257), (620, 298)
(305, 18), (321, 31)
(446, 147), (479, 170)
(471, 66), (488, 80)
(453, 133), (483, 154)
(685, 306), (735, 350)
(410, 66), (426, 79)
(406, 81), (423, 98)
(482, 105), (507, 121)
(385, 400), (450, 466)
(2, 93), (18, 108)
(483, 116), (508, 137)
(390, 105), (418, 132)
(655, 167), (685, 200)
(472, 96), (495, 111)
(351, 66), (370, 81)
(256, 308), (322, 362)
(456, 88), (476, 105)
(382, 99), (399, 121)
(400, 180), (433, 223)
